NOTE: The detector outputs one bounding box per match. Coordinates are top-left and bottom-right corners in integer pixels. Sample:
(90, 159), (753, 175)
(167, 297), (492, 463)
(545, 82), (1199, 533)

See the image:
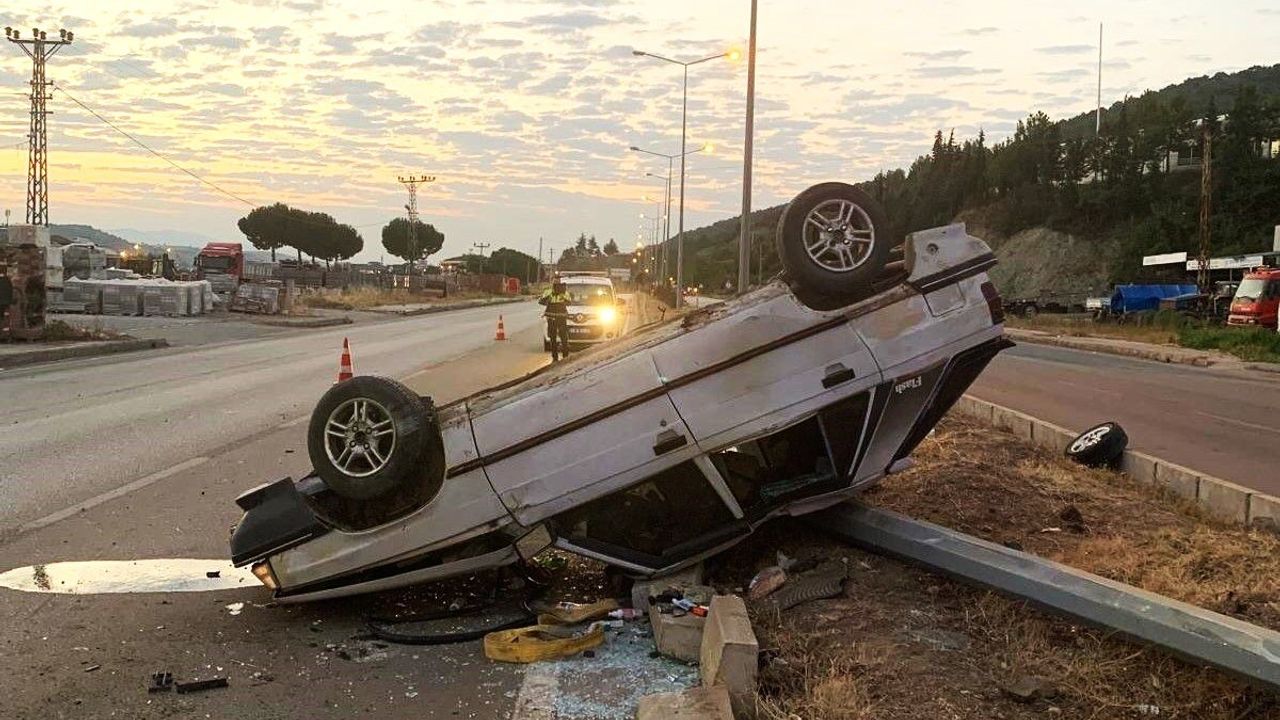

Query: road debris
(174, 677), (229, 694)
(1002, 675), (1059, 703)
(747, 566), (787, 601)
(225, 602), (245, 616)
(757, 561), (847, 612)
(483, 622), (606, 663)
(146, 671), (174, 693)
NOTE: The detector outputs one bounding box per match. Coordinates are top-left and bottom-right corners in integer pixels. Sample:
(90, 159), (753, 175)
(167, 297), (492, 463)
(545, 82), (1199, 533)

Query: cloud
(905, 49), (970, 61)
(1037, 68), (1090, 81)
(912, 65), (999, 79)
(1036, 44), (1095, 55)
(122, 18), (180, 37)
(962, 26), (998, 36)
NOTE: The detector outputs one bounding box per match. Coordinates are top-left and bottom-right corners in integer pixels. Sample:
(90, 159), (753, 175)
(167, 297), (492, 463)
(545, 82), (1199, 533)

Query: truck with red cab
(195, 242), (245, 293)
(1227, 267), (1280, 329)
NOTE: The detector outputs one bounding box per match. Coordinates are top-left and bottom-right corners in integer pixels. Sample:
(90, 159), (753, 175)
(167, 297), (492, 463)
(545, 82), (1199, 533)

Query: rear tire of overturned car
(776, 182), (895, 310)
(307, 375), (442, 501)
(1064, 421), (1128, 469)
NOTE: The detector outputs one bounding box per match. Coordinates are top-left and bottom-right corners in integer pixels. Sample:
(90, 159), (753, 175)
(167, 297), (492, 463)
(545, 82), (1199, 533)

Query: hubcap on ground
(802, 199), (876, 273)
(324, 397), (396, 477)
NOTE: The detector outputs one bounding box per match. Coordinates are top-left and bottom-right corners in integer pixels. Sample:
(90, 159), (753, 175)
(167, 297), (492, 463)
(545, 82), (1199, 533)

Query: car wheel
(775, 182), (894, 309)
(1064, 421), (1128, 469)
(307, 375), (442, 500)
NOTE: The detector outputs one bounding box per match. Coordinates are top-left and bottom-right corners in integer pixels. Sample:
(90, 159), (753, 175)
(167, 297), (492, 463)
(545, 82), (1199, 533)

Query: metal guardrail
(809, 503), (1280, 691)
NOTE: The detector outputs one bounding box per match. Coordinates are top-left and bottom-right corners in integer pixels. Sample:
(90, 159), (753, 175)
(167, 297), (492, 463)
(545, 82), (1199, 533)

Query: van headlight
(597, 306), (617, 325)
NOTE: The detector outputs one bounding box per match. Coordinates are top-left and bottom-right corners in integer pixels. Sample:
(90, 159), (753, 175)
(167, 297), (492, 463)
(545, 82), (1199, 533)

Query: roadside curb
(373, 297), (528, 317)
(252, 316), (352, 328)
(1005, 328), (1215, 367)
(0, 338), (169, 369)
(952, 394), (1280, 531)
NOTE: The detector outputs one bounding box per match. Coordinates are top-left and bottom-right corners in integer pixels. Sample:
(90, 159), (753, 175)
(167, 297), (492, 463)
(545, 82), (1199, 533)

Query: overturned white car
(230, 183), (1010, 602)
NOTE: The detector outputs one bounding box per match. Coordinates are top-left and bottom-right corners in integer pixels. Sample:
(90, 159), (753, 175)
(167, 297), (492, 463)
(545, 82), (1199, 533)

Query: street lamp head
(631, 50), (646, 57)
(628, 145), (640, 152)
(727, 48), (742, 62)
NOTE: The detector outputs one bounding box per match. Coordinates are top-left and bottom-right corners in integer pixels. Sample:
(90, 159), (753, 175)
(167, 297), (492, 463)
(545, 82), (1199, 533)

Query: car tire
(776, 182), (895, 310)
(1064, 421), (1128, 469)
(307, 375), (442, 500)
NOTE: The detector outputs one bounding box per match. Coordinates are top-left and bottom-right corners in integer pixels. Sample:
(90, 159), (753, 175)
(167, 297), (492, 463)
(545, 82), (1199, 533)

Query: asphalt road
(971, 342), (1280, 496)
(0, 300), (545, 534)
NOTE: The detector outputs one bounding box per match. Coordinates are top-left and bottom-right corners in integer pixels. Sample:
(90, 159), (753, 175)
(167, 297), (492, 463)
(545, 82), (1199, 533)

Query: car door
(651, 292), (881, 452)
(468, 350), (701, 526)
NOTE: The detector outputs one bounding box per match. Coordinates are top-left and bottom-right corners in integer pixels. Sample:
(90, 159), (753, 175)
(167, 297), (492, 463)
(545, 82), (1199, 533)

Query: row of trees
(864, 83), (1280, 282)
(237, 203), (363, 265)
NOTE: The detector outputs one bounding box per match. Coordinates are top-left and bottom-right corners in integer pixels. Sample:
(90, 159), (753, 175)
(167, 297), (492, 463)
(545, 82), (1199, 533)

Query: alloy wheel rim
(802, 199), (876, 273)
(324, 397), (396, 477)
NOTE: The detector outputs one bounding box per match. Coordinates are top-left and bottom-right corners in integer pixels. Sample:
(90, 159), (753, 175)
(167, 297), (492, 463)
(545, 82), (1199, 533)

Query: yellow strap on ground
(534, 598), (618, 625)
(483, 623), (605, 663)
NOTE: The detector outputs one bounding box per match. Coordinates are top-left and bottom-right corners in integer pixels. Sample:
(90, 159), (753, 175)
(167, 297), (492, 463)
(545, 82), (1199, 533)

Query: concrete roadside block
(952, 395), (993, 424)
(1030, 419), (1075, 454)
(1197, 477), (1252, 525)
(1154, 462), (1200, 501)
(649, 603), (705, 663)
(1248, 493), (1280, 531)
(991, 406), (1033, 441)
(1120, 451), (1159, 486)
(636, 684), (733, 720)
(631, 563), (704, 613)
(700, 595), (758, 718)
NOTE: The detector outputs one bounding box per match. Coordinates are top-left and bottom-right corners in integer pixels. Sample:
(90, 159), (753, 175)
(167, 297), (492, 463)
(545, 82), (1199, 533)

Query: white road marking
(510, 662), (559, 719)
(18, 456), (210, 535)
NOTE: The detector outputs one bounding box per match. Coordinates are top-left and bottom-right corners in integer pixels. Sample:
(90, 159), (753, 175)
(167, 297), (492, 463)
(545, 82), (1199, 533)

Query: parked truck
(1227, 268), (1280, 329)
(195, 242), (245, 293)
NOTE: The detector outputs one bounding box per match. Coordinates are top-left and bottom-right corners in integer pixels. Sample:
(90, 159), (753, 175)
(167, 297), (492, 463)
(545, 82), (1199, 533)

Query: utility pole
(5, 25), (73, 226)
(1096, 22), (1103, 136)
(397, 174), (435, 272)
(472, 242), (490, 274)
(536, 237), (543, 284)
(738, 0), (758, 295)
(1197, 121), (1213, 291)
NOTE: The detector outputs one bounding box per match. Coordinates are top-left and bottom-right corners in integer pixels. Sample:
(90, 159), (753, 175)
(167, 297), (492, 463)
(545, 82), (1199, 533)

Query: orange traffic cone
(336, 337), (354, 383)
(494, 315), (507, 341)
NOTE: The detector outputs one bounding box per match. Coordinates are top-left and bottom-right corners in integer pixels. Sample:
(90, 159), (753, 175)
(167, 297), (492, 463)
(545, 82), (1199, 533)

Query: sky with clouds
(0, 0), (1277, 262)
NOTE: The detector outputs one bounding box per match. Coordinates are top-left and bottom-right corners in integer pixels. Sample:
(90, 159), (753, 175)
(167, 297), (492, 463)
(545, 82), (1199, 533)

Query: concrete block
(951, 395), (993, 424)
(1119, 451), (1159, 485)
(991, 406), (1034, 440)
(1248, 493), (1280, 531)
(631, 563), (704, 612)
(649, 603), (706, 663)
(1030, 419), (1074, 454)
(637, 684), (733, 720)
(1197, 477), (1252, 525)
(700, 595), (758, 718)
(1154, 461), (1200, 500)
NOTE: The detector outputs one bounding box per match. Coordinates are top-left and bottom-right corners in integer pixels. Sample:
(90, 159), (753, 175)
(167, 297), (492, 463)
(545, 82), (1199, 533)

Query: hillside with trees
(672, 64), (1280, 298)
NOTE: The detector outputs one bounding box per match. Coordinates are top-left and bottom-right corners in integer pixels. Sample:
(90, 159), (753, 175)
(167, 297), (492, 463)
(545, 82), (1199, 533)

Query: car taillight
(980, 281), (1004, 324)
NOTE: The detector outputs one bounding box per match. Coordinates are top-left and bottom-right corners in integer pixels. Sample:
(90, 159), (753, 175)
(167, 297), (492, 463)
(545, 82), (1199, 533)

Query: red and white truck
(1227, 267), (1280, 329)
(195, 242), (245, 293)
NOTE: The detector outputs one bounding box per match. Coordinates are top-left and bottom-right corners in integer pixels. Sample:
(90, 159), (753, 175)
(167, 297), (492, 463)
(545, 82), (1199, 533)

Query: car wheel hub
(325, 398), (396, 478)
(803, 199), (875, 273)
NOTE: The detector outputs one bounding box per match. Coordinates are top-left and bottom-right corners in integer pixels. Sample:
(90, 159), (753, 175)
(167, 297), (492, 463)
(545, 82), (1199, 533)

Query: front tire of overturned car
(776, 182), (895, 311)
(1064, 421), (1128, 469)
(306, 375), (443, 501)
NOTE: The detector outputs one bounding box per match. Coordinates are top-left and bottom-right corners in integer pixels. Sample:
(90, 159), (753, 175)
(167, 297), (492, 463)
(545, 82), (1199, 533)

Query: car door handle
(652, 429), (688, 456)
(822, 364), (856, 389)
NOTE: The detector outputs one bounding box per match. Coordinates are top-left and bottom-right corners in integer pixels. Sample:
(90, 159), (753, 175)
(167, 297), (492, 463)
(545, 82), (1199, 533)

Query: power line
(49, 81), (392, 235)
(51, 81), (258, 208)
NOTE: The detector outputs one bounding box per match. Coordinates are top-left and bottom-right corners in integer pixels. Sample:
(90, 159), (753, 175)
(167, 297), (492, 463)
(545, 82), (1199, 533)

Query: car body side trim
(908, 253), (997, 295)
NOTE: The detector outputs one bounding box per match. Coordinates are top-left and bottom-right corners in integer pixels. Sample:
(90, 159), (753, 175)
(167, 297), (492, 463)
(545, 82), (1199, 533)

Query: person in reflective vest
(539, 280), (573, 361)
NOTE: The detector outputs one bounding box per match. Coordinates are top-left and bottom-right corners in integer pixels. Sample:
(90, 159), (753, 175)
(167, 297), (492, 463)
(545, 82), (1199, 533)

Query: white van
(544, 273), (627, 350)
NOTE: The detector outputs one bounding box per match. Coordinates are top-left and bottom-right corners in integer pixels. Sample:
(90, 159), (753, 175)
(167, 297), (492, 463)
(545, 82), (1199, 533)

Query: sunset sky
(1, 0), (1277, 262)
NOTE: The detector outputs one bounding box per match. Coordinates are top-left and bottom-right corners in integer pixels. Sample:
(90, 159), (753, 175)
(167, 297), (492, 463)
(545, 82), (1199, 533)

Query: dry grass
(737, 417), (1280, 719)
(40, 318), (127, 342)
(1007, 314), (1180, 345)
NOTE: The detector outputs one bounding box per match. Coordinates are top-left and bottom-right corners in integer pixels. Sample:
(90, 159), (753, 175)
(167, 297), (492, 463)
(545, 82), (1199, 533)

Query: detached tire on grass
(776, 182), (895, 311)
(307, 375), (444, 501)
(1064, 421), (1128, 469)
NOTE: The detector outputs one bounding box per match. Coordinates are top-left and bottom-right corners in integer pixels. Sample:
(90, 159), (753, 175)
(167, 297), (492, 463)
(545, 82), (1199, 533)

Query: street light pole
(738, 0), (758, 295)
(632, 49), (732, 308)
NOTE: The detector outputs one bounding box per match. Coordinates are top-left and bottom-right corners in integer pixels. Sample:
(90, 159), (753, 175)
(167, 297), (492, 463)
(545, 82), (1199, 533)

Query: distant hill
(109, 227), (223, 249)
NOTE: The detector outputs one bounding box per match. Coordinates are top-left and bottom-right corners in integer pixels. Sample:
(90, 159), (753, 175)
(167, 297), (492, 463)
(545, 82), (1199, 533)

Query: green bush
(1177, 326), (1280, 363)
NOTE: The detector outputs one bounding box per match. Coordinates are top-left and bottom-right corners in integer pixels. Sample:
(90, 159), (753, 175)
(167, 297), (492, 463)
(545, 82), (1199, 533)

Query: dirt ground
(719, 416), (1280, 720)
